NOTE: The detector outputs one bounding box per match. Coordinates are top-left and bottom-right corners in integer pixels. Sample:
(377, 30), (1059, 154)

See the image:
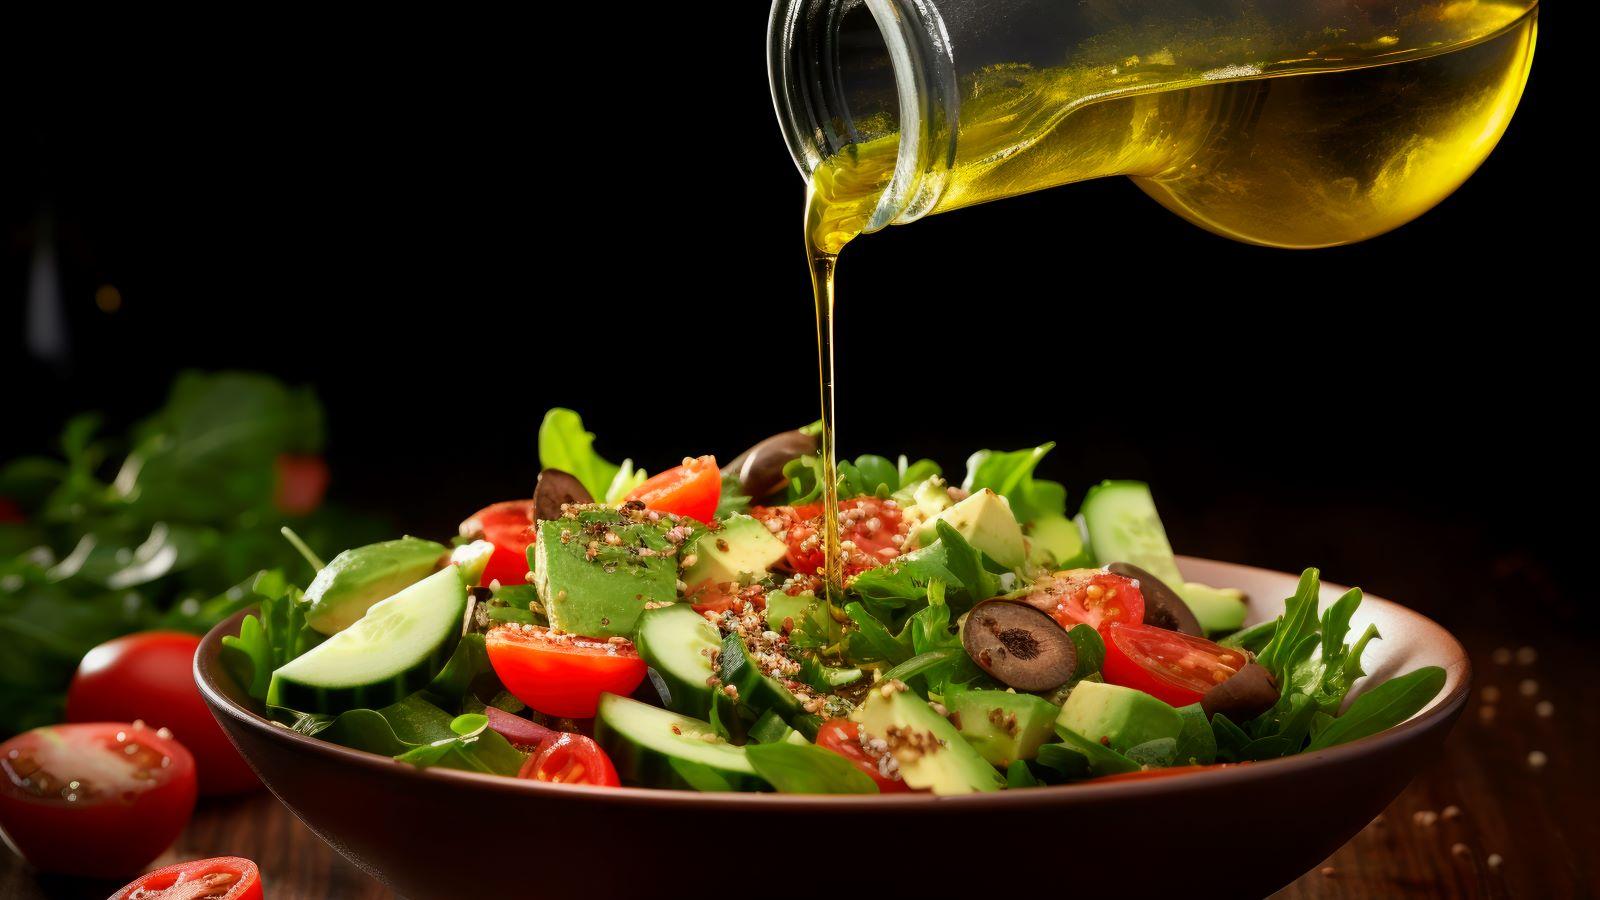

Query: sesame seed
(1535, 700), (1554, 718)
(1487, 853), (1504, 870)
(1491, 647), (1512, 665)
(1526, 750), (1547, 770)
(1451, 843), (1470, 858)
(1481, 686), (1501, 703)
(1515, 646), (1537, 665)
(1319, 867), (1336, 877)
(1518, 679), (1539, 697)
(1442, 805), (1461, 820)
(1478, 705), (1496, 724)
(1413, 810), (1439, 826)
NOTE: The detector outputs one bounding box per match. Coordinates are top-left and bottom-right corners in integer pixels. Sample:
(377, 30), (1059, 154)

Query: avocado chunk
(533, 506), (678, 639)
(856, 681), (1002, 795)
(1178, 582), (1248, 634)
(684, 514), (787, 589)
(1025, 513), (1091, 569)
(948, 688), (1061, 767)
(915, 488), (1026, 569)
(304, 537), (448, 635)
(1056, 680), (1181, 754)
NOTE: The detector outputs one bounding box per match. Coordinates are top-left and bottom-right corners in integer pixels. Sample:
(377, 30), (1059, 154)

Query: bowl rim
(195, 556), (1471, 809)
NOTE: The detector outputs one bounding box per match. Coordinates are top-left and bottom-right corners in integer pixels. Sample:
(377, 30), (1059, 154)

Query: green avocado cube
(683, 514), (787, 588)
(533, 507), (678, 639)
(1056, 680), (1181, 754)
(948, 688), (1061, 767)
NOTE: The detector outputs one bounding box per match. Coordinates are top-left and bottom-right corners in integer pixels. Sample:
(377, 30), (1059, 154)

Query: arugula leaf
(1066, 624), (1106, 682)
(843, 602), (914, 664)
(1034, 743), (1091, 779)
(1219, 619), (1277, 652)
(962, 444), (1068, 524)
(897, 456), (942, 489)
(1173, 703), (1217, 766)
(1052, 725), (1141, 776)
(744, 742), (879, 794)
(537, 408), (622, 502)
(392, 713), (526, 775)
(1256, 568), (1322, 682)
(1210, 713), (1252, 761)
(604, 459), (649, 505)
(1306, 666), (1446, 751)
(1006, 759), (1044, 789)
(219, 570), (323, 701)
(785, 452), (942, 505)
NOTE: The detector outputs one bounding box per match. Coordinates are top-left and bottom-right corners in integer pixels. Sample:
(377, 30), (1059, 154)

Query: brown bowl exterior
(196, 558), (1469, 899)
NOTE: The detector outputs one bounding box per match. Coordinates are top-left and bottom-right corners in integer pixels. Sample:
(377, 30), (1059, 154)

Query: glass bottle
(770, 0), (1537, 249)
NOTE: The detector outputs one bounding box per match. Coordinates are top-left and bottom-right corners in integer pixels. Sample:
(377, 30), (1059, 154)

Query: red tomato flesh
(0, 722), (197, 878)
(1029, 571), (1145, 633)
(519, 732), (620, 787)
(1102, 622), (1249, 707)
(814, 718), (913, 793)
(67, 630), (259, 795)
(753, 496), (906, 578)
(485, 625), (647, 718)
(111, 856), (263, 900)
(626, 456), (720, 523)
(461, 499), (538, 587)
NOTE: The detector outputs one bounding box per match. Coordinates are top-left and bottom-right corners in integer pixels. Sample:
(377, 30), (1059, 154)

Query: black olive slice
(961, 600), (1077, 692)
(1107, 561), (1203, 637)
(1201, 662), (1280, 722)
(723, 430), (817, 499)
(534, 468), (593, 522)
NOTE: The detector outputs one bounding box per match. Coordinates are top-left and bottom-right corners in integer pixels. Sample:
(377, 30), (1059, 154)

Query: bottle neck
(768, 0), (958, 235)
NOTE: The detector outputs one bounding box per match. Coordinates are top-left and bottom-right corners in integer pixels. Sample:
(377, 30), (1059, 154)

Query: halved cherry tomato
(1028, 571), (1145, 633)
(626, 455), (720, 523)
(519, 732), (620, 787)
(273, 453), (329, 516)
(461, 499), (538, 587)
(814, 718), (913, 793)
(1089, 763), (1241, 784)
(0, 722), (197, 878)
(110, 856), (263, 900)
(1102, 621), (1249, 707)
(67, 631), (259, 795)
(754, 496), (906, 578)
(485, 625), (647, 718)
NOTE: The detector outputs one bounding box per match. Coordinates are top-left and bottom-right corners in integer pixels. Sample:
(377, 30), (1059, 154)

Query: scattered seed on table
(1491, 647), (1512, 665)
(1535, 701), (1554, 718)
(1527, 750), (1548, 771)
(1319, 867), (1337, 877)
(1481, 686), (1501, 703)
(1479, 705), (1497, 724)
(1519, 679), (1539, 697)
(1487, 854), (1504, 870)
(1452, 843), (1471, 858)
(1414, 810), (1439, 826)
(1371, 814), (1386, 827)
(1443, 805), (1462, 820)
(1515, 646), (1538, 665)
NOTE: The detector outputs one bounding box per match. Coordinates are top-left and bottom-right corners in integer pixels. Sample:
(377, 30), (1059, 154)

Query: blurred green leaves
(0, 372), (386, 736)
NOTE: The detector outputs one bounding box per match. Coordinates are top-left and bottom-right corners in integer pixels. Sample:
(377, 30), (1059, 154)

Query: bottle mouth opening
(769, 0), (957, 233)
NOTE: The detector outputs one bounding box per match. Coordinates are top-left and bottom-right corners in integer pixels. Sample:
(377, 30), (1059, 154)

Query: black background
(3, 9), (1582, 633)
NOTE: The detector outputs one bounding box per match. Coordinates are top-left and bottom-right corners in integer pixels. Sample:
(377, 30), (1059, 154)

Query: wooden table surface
(3, 547), (1593, 898)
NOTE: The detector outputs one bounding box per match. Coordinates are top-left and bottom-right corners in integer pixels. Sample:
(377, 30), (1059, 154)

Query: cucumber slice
(717, 631), (801, 721)
(269, 566), (468, 713)
(634, 604), (720, 719)
(594, 693), (768, 791)
(1079, 481), (1184, 586)
(1079, 481), (1245, 634)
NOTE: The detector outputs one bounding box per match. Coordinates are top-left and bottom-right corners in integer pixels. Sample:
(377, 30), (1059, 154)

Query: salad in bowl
(220, 408), (1445, 795)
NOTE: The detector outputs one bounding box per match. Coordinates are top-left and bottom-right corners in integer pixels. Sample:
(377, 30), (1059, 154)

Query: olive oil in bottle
(786, 0), (1537, 591)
